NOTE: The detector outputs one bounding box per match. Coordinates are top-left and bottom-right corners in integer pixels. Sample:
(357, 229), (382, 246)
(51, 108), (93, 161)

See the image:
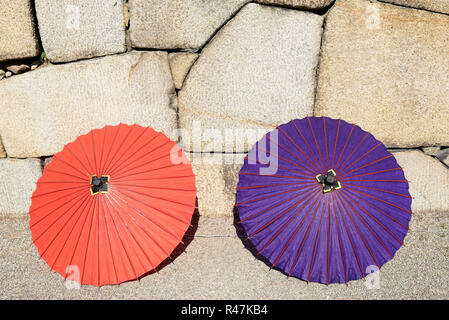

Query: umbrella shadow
(233, 205), (293, 279)
(136, 198), (200, 280)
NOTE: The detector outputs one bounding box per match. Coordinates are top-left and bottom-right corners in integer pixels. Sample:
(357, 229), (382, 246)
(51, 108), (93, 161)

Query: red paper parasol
(29, 124), (196, 286)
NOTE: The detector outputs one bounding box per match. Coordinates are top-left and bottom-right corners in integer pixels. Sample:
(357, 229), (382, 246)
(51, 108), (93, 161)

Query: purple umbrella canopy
(236, 117), (412, 284)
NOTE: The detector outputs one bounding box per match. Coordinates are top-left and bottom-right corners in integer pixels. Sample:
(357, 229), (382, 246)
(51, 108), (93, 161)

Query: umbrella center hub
(90, 175), (110, 195)
(315, 169), (341, 193)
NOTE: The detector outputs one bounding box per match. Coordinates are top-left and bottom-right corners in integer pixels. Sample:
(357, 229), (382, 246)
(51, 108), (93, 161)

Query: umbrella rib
(342, 192), (408, 241)
(335, 133), (368, 174)
(113, 175), (195, 182)
(108, 140), (171, 178)
(104, 127), (147, 176)
(30, 188), (87, 230)
(339, 155), (394, 178)
(108, 189), (184, 244)
(42, 167), (87, 182)
(112, 187), (191, 225)
(112, 160), (182, 181)
(343, 188), (409, 230)
(98, 196), (119, 284)
(115, 185), (194, 208)
(266, 135), (317, 175)
(307, 197), (325, 283)
(342, 193), (403, 251)
(98, 126), (107, 174)
(342, 192), (397, 257)
(47, 194), (92, 274)
(266, 134), (317, 175)
(288, 196), (324, 277)
(343, 182), (412, 198)
(96, 196), (101, 286)
(61, 195), (96, 281)
(343, 167), (402, 180)
(335, 192), (381, 270)
(307, 117), (327, 173)
(331, 192), (348, 284)
(51, 154), (90, 178)
(102, 195), (140, 280)
(256, 189), (321, 255)
(31, 184), (86, 199)
(292, 119), (325, 173)
(238, 172), (313, 181)
(30, 188), (86, 223)
(246, 156), (312, 178)
(255, 145), (314, 174)
(112, 182), (196, 192)
(102, 125), (135, 174)
(64, 144), (93, 177)
(333, 124), (355, 172)
(235, 185), (314, 206)
(271, 192), (322, 269)
(277, 125), (322, 173)
(338, 142), (382, 176)
(247, 199), (302, 240)
(100, 123), (122, 175)
(90, 130), (99, 175)
(247, 187), (320, 240)
(37, 180), (88, 184)
(34, 192), (91, 258)
(111, 144), (185, 180)
(107, 132), (162, 177)
(79, 192), (99, 284)
(107, 192), (173, 258)
(326, 198), (331, 285)
(323, 117), (330, 170)
(333, 193), (365, 280)
(339, 179), (408, 183)
(344, 185), (413, 215)
(237, 182), (308, 190)
(238, 190), (312, 224)
(331, 119), (341, 169)
(105, 194), (160, 270)
(76, 133), (96, 175)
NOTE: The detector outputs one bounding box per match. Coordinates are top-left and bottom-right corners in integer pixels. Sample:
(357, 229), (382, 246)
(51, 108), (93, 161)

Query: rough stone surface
(35, 0), (126, 63)
(179, 3), (323, 152)
(0, 159), (42, 217)
(30, 58), (42, 71)
(257, 0), (334, 9)
(315, 0), (449, 148)
(437, 148), (449, 167)
(0, 212), (448, 299)
(5, 64), (30, 75)
(0, 52), (177, 158)
(394, 150), (449, 213)
(422, 146), (441, 157)
(0, 0), (40, 62)
(190, 153), (243, 217)
(379, 0), (449, 15)
(168, 53), (199, 89)
(0, 140), (6, 157)
(129, 0), (250, 50)
(43, 157), (52, 167)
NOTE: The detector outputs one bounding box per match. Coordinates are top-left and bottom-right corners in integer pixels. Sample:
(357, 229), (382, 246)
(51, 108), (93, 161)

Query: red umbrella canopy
(29, 124), (197, 286)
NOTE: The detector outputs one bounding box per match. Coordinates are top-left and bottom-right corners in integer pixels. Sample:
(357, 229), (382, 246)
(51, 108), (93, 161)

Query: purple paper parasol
(236, 117), (412, 284)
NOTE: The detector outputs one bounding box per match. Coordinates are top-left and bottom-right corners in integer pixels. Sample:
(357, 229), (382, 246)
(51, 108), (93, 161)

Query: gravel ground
(0, 209), (447, 299)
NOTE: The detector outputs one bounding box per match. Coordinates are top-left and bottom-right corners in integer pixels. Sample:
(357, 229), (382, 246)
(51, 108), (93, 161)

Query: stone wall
(1, 0), (448, 217)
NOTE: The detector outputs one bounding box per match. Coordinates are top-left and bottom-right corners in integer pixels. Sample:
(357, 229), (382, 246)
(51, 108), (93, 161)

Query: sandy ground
(0, 209), (448, 299)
